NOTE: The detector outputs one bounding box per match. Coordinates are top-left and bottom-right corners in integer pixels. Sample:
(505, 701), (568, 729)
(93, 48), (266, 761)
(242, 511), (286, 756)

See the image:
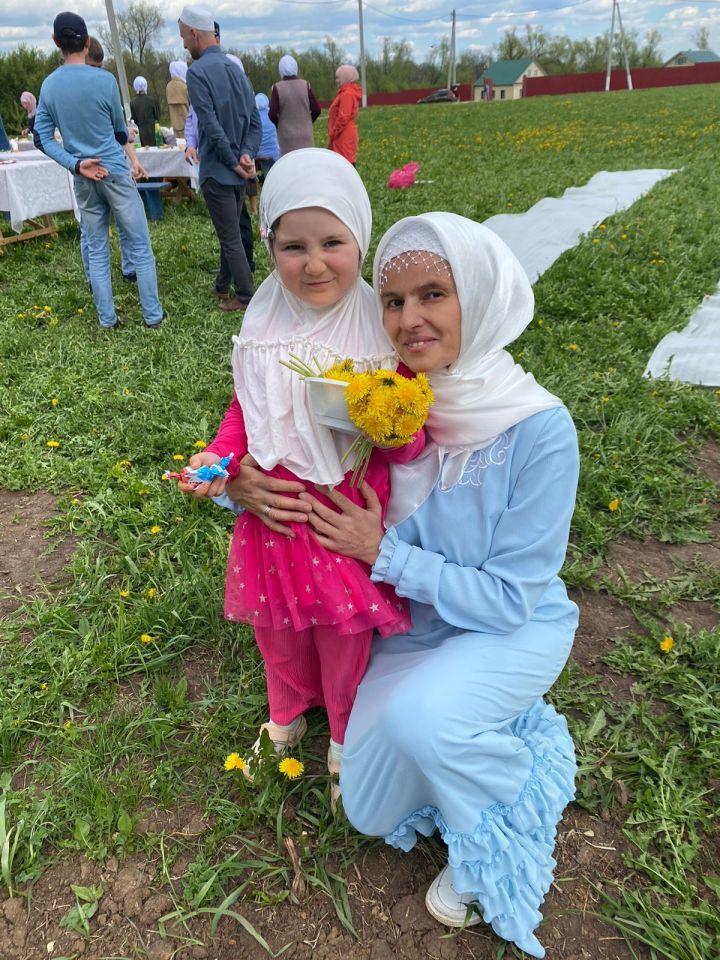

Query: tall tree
(692, 26), (711, 50)
(99, 1), (163, 64)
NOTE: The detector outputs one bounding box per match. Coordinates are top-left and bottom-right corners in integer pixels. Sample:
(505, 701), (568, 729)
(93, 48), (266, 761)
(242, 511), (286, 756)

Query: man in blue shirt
(179, 5), (260, 312)
(34, 11), (163, 329)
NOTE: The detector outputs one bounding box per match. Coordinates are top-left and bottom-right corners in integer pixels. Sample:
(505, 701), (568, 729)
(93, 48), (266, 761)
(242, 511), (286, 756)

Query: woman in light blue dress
(298, 212), (579, 958)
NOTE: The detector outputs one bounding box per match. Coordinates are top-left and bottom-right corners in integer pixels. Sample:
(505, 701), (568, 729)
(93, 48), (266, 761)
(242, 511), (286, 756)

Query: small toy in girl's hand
(163, 452), (235, 486)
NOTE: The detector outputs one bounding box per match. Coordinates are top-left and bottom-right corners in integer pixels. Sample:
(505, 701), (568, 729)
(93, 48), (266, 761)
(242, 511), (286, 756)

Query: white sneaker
(244, 715), (307, 780)
(328, 742), (342, 814)
(425, 865), (481, 927)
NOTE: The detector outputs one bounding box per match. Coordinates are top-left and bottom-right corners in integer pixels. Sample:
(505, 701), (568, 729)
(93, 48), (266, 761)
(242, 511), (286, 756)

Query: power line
(362, 2), (448, 21)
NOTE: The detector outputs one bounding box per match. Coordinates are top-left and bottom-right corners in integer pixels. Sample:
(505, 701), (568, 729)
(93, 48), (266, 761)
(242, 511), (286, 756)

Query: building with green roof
(472, 59), (546, 101)
(664, 49), (720, 67)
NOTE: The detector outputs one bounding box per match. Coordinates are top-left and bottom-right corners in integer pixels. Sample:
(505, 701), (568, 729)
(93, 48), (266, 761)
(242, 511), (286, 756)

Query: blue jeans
(74, 173), (163, 327)
(80, 223), (133, 280)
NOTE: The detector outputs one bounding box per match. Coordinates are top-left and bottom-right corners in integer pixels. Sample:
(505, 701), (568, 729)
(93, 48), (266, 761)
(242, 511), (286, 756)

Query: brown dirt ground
(1, 443), (718, 960)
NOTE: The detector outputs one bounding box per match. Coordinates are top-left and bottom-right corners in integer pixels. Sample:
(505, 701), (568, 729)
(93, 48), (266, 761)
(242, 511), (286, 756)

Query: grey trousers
(201, 178), (254, 302)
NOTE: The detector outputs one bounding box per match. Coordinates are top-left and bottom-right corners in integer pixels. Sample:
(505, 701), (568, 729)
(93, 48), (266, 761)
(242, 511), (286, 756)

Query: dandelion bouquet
(281, 355), (434, 484)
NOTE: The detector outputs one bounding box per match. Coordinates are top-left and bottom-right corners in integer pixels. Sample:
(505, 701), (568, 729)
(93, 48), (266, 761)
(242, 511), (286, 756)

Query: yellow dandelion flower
(44, 305), (51, 312)
(64, 719), (72, 729)
(119, 589), (130, 598)
(172, 454), (184, 461)
(51, 398), (59, 407)
(601, 396), (609, 403)
(278, 757), (304, 779)
(659, 635), (675, 653)
(20, 432), (28, 440)
(150, 525), (161, 534)
(598, 224), (606, 230)
(140, 633), (154, 644)
(592, 239), (600, 245)
(568, 343), (578, 351)
(609, 243), (616, 252)
(224, 752), (247, 771)
(146, 587), (157, 599)
(194, 439), (207, 449)
(77, 308), (84, 315)
(608, 498), (620, 512)
(46, 440), (60, 448)
(40, 682), (48, 690)
(116, 459), (131, 468)
(621, 234), (628, 240)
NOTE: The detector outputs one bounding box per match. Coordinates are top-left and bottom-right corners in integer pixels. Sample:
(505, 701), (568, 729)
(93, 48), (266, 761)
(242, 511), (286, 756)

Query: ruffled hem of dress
(384, 699), (576, 959)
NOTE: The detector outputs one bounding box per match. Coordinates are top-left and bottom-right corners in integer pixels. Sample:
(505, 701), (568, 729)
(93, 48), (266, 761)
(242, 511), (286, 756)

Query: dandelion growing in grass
(140, 633), (154, 644)
(150, 525), (161, 534)
(278, 757), (304, 779)
(47, 440), (60, 448)
(659, 636), (675, 653)
(146, 587), (157, 599)
(172, 454), (184, 462)
(194, 440), (207, 449)
(608, 498), (620, 512)
(224, 753), (247, 772)
(51, 398), (58, 407)
(119, 589), (130, 598)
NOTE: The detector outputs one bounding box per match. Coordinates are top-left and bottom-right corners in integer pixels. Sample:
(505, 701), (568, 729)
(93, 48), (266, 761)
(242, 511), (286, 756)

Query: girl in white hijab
(184, 149), (424, 794)
(297, 212), (580, 957)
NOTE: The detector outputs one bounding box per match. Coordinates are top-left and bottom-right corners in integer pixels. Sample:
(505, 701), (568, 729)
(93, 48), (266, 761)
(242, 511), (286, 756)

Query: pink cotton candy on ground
(387, 162), (419, 189)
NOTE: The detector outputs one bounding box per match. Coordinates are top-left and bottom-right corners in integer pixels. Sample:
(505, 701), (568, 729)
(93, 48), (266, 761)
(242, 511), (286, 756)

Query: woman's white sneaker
(425, 865), (481, 927)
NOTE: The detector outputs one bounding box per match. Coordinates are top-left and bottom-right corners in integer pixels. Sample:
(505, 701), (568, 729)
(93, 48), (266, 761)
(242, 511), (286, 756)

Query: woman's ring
(263, 504), (272, 517)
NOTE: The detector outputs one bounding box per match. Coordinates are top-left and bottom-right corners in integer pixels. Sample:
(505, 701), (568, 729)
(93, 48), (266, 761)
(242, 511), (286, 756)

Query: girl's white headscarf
(279, 54), (298, 77)
(232, 148), (396, 485)
(133, 76), (148, 94)
(169, 61), (188, 82)
(374, 212), (562, 526)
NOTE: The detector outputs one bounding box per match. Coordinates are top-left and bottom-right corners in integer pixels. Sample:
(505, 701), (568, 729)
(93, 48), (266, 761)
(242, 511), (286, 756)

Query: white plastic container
(304, 377), (359, 435)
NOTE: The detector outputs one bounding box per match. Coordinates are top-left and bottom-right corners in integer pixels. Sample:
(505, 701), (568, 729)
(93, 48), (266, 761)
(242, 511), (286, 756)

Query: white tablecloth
(0, 146), (197, 234)
(135, 146), (199, 188)
(0, 155), (80, 233)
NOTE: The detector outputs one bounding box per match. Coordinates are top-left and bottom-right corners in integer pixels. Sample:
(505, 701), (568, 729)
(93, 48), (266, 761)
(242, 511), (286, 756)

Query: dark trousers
(216, 201), (254, 293)
(201, 178), (254, 302)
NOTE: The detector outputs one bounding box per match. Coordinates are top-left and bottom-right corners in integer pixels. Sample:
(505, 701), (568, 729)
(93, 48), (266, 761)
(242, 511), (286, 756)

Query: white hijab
(169, 61), (188, 82)
(232, 148), (396, 485)
(375, 212), (562, 526)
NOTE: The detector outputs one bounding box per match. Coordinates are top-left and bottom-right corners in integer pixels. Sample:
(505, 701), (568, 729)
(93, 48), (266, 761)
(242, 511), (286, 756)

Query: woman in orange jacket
(328, 65), (361, 164)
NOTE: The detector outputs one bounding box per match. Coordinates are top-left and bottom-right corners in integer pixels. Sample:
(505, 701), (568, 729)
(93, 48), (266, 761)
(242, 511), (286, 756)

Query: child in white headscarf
(166, 61), (189, 139)
(268, 55), (321, 155)
(181, 148), (423, 792)
(129, 76), (160, 147)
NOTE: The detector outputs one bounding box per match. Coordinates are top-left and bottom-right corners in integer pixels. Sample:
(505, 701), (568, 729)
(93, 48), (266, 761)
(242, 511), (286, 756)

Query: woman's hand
(299, 483), (384, 566)
(224, 454), (312, 537)
(176, 452), (227, 499)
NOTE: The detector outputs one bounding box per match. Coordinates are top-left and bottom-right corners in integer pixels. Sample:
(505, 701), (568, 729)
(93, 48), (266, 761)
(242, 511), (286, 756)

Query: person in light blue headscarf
(254, 92), (279, 179)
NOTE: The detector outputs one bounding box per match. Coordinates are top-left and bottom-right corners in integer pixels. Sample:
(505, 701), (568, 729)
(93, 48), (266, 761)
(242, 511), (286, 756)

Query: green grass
(1, 84), (719, 957)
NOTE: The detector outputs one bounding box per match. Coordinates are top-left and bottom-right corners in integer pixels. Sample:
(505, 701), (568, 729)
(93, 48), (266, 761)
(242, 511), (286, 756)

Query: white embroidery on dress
(446, 432), (512, 489)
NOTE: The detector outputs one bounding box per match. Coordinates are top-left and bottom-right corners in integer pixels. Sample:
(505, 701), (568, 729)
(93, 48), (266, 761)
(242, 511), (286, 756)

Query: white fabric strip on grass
(483, 169), (676, 284)
(644, 288), (720, 386)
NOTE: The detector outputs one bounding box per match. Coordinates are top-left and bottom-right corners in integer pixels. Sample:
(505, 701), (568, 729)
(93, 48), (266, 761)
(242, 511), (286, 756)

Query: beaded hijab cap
(378, 224), (453, 286)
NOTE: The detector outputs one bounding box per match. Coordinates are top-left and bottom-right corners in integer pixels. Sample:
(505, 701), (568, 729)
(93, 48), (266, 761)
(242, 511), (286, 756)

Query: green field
(0, 85), (719, 959)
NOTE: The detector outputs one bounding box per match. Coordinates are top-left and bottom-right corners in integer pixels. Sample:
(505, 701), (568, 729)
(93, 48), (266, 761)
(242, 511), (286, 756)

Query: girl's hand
(176, 452), (227, 499)
(299, 483), (383, 566)
(224, 455), (312, 537)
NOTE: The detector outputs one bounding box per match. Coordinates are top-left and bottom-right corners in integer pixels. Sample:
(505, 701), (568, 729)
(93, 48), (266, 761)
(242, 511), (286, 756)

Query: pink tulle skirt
(225, 511), (411, 637)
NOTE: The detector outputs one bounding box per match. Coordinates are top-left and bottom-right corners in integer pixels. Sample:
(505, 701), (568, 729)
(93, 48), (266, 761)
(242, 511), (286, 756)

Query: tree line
(0, 1), (713, 134)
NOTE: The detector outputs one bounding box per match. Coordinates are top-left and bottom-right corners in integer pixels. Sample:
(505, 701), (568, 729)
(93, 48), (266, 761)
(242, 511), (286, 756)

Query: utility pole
(447, 9), (457, 90)
(358, 0), (367, 108)
(605, 0), (633, 92)
(105, 0), (132, 120)
(616, 0), (633, 90)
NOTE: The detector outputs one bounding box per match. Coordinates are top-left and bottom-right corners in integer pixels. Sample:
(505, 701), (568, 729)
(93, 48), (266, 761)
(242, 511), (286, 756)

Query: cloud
(1, 0), (714, 61)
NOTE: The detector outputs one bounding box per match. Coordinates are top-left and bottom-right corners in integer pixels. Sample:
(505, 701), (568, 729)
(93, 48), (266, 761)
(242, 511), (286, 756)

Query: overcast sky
(2, 0), (718, 67)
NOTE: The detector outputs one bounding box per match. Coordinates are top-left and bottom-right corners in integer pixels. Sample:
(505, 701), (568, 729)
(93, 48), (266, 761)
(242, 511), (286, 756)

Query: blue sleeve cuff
(371, 527), (412, 586)
(211, 492), (244, 515)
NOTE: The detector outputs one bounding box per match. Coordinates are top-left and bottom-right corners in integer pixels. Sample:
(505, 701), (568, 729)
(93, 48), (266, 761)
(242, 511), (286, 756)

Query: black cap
(53, 11), (88, 40)
(213, 20), (220, 37)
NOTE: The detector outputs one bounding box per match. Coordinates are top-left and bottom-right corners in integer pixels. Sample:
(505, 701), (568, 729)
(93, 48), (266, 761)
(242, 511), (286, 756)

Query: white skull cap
(178, 5), (214, 32)
(378, 222), (452, 283)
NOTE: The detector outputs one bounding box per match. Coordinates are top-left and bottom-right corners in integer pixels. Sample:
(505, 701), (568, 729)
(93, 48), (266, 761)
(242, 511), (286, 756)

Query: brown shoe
(211, 287), (231, 301)
(218, 297), (250, 312)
